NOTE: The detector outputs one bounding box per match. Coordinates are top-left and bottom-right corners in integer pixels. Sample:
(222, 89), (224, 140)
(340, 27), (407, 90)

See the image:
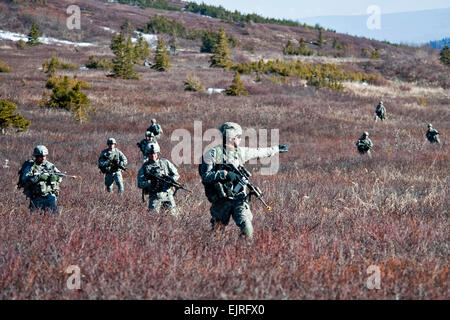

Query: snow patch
(0, 29), (94, 47)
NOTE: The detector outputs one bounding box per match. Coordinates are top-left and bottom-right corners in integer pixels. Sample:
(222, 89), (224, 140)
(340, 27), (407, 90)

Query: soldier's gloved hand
(39, 173), (50, 181)
(279, 144), (289, 153)
(49, 174), (59, 182)
(227, 171), (238, 182)
(217, 170), (228, 180)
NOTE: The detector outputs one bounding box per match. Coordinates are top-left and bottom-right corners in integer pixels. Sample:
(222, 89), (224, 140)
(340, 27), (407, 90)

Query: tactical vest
(21, 162), (60, 197)
(143, 159), (172, 194)
(99, 149), (121, 174)
(200, 146), (245, 203)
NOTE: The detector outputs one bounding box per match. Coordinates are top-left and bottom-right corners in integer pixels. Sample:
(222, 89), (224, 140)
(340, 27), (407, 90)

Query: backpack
(17, 159), (34, 193)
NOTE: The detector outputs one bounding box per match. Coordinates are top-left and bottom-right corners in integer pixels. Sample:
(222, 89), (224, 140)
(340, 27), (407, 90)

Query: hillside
(0, 0), (448, 300)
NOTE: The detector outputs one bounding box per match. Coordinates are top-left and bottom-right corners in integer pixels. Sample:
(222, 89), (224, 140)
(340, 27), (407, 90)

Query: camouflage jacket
(426, 129), (439, 141)
(98, 148), (127, 174)
(375, 104), (386, 115)
(356, 137), (373, 152)
(137, 158), (179, 194)
(199, 145), (279, 202)
(147, 124), (163, 136)
(137, 139), (160, 155)
(21, 160), (62, 197)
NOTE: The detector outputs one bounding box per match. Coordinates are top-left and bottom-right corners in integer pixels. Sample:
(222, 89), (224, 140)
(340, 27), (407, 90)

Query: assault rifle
(142, 172), (192, 202)
(221, 163), (271, 211)
(34, 170), (78, 179)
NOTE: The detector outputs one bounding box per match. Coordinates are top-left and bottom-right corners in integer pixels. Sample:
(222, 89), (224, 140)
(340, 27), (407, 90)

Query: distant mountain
(429, 38), (450, 49)
(300, 8), (450, 45)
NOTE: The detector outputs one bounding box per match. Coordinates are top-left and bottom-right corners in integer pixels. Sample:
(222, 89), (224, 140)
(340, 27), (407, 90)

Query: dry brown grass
(0, 0), (448, 300)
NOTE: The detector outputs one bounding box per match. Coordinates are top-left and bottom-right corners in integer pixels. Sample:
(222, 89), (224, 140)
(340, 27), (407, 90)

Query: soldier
(374, 101), (386, 122)
(19, 145), (63, 213)
(137, 143), (180, 216)
(199, 122), (289, 240)
(355, 131), (373, 156)
(426, 123), (440, 144)
(147, 118), (163, 140)
(98, 138), (128, 194)
(137, 131), (159, 162)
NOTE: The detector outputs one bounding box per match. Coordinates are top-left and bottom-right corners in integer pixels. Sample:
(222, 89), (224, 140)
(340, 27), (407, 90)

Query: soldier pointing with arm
(199, 122), (289, 240)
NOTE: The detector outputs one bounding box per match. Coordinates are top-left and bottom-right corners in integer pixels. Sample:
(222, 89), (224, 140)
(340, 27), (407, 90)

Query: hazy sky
(191, 0), (450, 19)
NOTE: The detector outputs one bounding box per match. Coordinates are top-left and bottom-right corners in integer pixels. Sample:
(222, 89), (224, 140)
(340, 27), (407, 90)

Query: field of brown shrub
(0, 0), (448, 300)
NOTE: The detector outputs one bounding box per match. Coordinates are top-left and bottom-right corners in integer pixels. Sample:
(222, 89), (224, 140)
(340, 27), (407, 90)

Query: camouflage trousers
(29, 194), (58, 213)
(428, 137), (441, 144)
(210, 198), (254, 239)
(148, 190), (177, 216)
(105, 171), (124, 193)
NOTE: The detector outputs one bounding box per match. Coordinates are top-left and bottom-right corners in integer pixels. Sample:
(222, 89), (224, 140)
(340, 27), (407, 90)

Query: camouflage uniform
(137, 135), (159, 163)
(137, 157), (180, 216)
(98, 147), (128, 193)
(199, 144), (280, 239)
(20, 146), (62, 213)
(426, 125), (440, 144)
(356, 132), (373, 155)
(147, 119), (163, 140)
(375, 102), (386, 121)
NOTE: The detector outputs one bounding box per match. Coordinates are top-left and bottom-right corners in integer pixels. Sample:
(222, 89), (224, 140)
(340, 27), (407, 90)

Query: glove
(39, 173), (49, 181)
(279, 144), (289, 153)
(49, 174), (59, 182)
(227, 171), (238, 182)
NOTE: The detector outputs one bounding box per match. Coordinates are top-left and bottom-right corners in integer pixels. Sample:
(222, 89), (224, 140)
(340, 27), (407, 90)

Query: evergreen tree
(169, 31), (178, 56)
(110, 32), (139, 79)
(298, 38), (314, 56)
(283, 40), (296, 55)
(226, 71), (248, 96)
(0, 94), (30, 133)
(134, 34), (150, 64)
(120, 19), (135, 37)
(200, 30), (215, 53)
(332, 37), (343, 50)
(317, 29), (324, 47)
(439, 46), (450, 67)
(210, 28), (233, 69)
(27, 22), (41, 46)
(42, 76), (92, 122)
(152, 37), (171, 71)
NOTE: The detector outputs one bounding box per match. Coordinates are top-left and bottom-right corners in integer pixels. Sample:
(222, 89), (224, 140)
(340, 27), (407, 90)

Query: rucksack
(17, 159), (34, 192)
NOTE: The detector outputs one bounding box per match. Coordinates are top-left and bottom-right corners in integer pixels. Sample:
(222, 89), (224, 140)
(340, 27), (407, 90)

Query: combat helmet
(220, 122), (243, 138)
(145, 131), (155, 137)
(107, 138), (117, 145)
(145, 143), (160, 155)
(33, 145), (49, 157)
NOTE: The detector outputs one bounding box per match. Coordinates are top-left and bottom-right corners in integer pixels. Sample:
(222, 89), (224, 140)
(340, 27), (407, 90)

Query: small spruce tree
(317, 29), (324, 47)
(120, 19), (135, 37)
(134, 34), (150, 64)
(110, 32), (139, 79)
(27, 22), (41, 46)
(226, 71), (248, 96)
(200, 30), (215, 53)
(210, 28), (233, 69)
(439, 45), (450, 67)
(332, 37), (343, 50)
(283, 40), (296, 55)
(152, 37), (171, 72)
(0, 94), (30, 133)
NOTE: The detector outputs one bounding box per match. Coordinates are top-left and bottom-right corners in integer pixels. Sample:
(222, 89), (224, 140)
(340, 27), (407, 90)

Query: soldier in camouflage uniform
(374, 101), (386, 122)
(426, 123), (440, 144)
(98, 138), (128, 194)
(137, 131), (159, 162)
(355, 131), (374, 156)
(137, 143), (180, 216)
(199, 122), (289, 240)
(19, 145), (63, 213)
(146, 118), (163, 140)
